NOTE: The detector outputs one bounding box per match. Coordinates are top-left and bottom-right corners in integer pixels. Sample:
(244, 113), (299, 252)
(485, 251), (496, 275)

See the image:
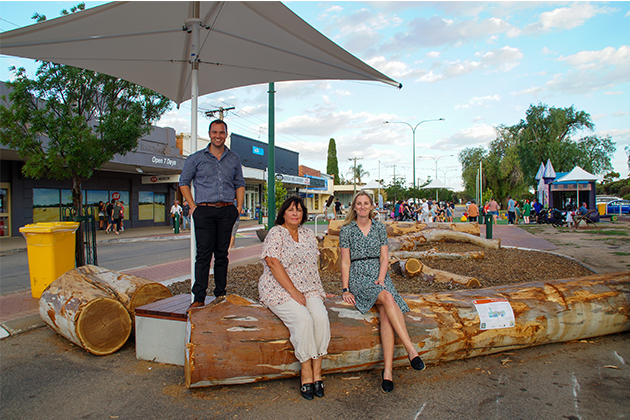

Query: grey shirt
(179, 145), (245, 204)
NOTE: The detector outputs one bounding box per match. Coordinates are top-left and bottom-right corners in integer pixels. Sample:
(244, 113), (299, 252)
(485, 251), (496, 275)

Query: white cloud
(324, 5), (343, 14)
(426, 51), (441, 59)
(418, 46), (522, 83)
(367, 56), (426, 79)
(379, 15), (521, 52)
(475, 46), (524, 72)
(541, 47), (554, 55)
(548, 46), (630, 94)
(605, 91), (624, 96)
(612, 111), (630, 117)
(455, 94), (502, 110)
(511, 86), (544, 96)
(525, 3), (610, 33)
(432, 125), (496, 151)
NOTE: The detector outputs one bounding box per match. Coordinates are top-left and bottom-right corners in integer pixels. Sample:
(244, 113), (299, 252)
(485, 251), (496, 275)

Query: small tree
(262, 178), (287, 224)
(326, 138), (340, 184)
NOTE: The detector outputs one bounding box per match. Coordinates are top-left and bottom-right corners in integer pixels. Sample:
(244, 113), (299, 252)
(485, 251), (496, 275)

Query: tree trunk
(186, 272), (630, 388)
(72, 265), (173, 321)
(319, 247), (341, 272)
(392, 258), (424, 278)
(72, 176), (85, 266)
(420, 264), (480, 288)
(390, 249), (485, 261)
(325, 220), (480, 237)
(39, 272), (132, 355)
(387, 230), (500, 252)
(39, 265), (172, 355)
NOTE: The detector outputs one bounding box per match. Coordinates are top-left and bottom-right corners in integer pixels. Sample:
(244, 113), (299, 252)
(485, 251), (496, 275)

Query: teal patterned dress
(339, 220), (409, 314)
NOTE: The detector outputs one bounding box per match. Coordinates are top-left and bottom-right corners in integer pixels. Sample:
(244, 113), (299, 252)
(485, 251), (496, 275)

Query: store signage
(275, 174), (310, 186)
(142, 175), (180, 184)
(111, 192), (121, 200)
(252, 146), (264, 156)
(151, 156), (178, 167)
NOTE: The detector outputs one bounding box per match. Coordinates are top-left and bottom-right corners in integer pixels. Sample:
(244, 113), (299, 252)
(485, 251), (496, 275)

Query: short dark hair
(209, 119), (228, 133)
(275, 196), (308, 226)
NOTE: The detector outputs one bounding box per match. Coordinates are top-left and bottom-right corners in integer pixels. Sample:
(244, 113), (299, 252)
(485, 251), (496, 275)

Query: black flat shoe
(410, 356), (426, 371)
(314, 380), (324, 398)
(381, 371), (394, 393)
(300, 383), (315, 400)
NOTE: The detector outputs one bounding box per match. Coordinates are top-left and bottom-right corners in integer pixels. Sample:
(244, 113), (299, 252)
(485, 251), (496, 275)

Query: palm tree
(347, 164), (370, 185)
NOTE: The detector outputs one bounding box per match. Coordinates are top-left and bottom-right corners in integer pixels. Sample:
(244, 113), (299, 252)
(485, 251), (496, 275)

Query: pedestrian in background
(182, 200), (191, 230)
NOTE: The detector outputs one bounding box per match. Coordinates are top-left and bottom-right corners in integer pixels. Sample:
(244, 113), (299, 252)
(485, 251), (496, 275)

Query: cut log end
(129, 283), (173, 314)
(76, 298), (131, 356)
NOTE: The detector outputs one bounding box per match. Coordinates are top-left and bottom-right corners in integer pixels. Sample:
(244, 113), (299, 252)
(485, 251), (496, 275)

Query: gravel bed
(167, 243), (594, 299)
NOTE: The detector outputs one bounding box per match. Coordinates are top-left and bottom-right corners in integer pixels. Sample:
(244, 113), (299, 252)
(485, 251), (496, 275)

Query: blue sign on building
(252, 146), (264, 156)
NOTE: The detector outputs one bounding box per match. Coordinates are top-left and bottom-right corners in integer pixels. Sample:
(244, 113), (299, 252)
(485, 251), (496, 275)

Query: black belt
(197, 202), (233, 207)
(351, 256), (380, 262)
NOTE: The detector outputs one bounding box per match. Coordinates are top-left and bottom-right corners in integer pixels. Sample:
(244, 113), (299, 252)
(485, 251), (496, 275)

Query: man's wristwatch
(342, 288), (349, 293)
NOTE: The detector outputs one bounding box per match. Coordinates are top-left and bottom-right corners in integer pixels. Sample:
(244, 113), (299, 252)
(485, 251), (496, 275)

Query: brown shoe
(187, 301), (204, 313)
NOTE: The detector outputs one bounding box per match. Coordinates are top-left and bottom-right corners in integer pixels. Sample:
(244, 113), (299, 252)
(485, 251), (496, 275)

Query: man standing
(170, 200), (183, 228)
(181, 200), (191, 230)
(179, 119), (245, 310)
(334, 198), (342, 217)
(467, 200), (479, 222)
(507, 195), (515, 225)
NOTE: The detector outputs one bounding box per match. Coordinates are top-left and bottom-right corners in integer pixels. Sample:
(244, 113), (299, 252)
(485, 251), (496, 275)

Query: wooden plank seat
(574, 209), (600, 228)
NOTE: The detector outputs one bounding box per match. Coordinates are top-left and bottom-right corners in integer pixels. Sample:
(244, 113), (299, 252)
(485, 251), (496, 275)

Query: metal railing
(62, 205), (98, 266)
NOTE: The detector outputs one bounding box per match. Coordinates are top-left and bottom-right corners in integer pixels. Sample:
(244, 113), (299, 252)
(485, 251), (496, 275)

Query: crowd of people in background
(389, 199), (455, 223)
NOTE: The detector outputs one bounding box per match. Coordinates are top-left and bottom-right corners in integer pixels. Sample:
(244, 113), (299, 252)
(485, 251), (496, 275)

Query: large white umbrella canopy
(0, 1), (399, 106)
(1, 1), (399, 293)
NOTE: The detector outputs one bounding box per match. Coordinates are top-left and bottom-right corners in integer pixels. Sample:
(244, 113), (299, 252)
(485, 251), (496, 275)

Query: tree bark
(186, 272), (630, 388)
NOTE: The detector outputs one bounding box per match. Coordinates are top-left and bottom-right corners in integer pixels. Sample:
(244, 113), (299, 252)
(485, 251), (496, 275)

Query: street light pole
(418, 154), (454, 200)
(384, 118), (445, 189)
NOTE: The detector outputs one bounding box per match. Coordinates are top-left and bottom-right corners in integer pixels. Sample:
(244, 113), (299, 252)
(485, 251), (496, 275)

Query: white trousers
(270, 297), (331, 364)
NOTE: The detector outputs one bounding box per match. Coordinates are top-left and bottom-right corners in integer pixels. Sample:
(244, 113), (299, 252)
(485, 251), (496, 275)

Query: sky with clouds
(1, 1), (629, 190)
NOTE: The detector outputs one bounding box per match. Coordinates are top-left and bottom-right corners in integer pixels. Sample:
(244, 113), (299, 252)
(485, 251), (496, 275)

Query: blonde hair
(342, 191), (375, 226)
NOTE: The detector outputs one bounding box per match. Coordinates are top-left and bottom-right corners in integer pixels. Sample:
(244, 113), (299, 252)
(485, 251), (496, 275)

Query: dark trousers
(508, 211), (515, 224)
(192, 205), (238, 302)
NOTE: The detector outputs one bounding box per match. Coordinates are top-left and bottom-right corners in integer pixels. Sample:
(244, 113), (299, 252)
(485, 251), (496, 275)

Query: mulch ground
(167, 243), (594, 299)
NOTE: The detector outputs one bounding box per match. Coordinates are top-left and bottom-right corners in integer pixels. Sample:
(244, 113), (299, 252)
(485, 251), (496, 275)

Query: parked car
(606, 200), (630, 215)
(596, 195), (621, 203)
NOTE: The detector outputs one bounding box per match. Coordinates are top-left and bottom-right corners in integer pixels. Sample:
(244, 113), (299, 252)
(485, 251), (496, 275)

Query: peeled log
(393, 258), (424, 278)
(319, 247), (341, 272)
(421, 265), (481, 288)
(325, 220), (480, 237)
(39, 274), (132, 355)
(388, 230), (500, 253)
(71, 265), (172, 320)
(185, 272), (630, 387)
(390, 249), (485, 261)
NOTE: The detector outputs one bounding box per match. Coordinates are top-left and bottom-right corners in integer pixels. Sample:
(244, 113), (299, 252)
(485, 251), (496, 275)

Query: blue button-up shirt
(179, 145), (245, 203)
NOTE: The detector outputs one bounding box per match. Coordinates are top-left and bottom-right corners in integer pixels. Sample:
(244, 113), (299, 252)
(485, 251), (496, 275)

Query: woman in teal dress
(339, 192), (425, 394)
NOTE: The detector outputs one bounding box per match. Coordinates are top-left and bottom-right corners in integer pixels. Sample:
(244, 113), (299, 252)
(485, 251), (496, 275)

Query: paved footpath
(0, 222), (555, 337)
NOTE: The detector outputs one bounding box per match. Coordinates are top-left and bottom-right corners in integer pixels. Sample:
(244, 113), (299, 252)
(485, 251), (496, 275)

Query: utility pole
(348, 157), (363, 196)
(205, 106), (235, 120)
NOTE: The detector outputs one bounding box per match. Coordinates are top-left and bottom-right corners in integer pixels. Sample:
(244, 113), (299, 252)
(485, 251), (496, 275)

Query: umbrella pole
(188, 12), (201, 303)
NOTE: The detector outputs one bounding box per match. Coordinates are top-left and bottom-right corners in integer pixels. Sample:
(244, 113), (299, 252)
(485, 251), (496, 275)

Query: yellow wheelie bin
(19, 222), (80, 298)
(597, 202), (607, 216)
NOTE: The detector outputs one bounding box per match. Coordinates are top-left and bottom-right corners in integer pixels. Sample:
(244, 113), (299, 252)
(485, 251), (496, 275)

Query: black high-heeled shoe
(300, 383), (315, 400)
(314, 380), (324, 398)
(381, 371), (394, 393)
(410, 355), (426, 371)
